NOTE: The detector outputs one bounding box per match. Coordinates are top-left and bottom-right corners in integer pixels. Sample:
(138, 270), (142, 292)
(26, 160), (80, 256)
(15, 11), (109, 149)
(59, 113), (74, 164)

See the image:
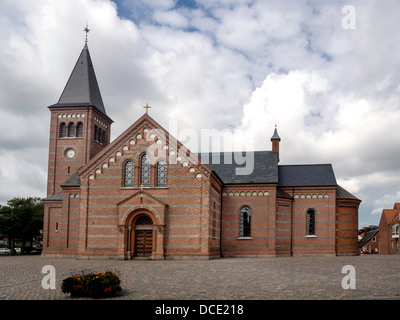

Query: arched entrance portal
(126, 212), (155, 259)
(134, 215), (153, 257)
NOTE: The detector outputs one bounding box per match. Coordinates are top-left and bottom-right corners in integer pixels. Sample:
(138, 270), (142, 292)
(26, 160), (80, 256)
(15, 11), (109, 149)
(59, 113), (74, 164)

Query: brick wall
(221, 185), (277, 257)
(336, 199), (359, 255)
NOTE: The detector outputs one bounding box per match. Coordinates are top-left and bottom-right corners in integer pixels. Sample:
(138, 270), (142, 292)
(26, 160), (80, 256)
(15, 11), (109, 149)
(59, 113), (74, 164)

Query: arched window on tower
(124, 161), (134, 187)
(240, 206), (251, 238)
(67, 122), (76, 137)
(76, 122), (83, 137)
(306, 209), (316, 236)
(157, 160), (167, 187)
(141, 154), (150, 187)
(98, 129), (103, 144)
(101, 130), (106, 145)
(59, 123), (67, 138)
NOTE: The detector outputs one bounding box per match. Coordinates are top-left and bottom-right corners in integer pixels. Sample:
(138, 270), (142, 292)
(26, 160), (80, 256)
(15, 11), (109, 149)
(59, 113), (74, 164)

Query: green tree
(0, 197), (44, 255)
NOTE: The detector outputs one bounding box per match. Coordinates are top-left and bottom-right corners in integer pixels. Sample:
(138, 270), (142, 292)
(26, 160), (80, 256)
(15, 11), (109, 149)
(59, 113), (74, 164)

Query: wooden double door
(135, 229), (153, 257)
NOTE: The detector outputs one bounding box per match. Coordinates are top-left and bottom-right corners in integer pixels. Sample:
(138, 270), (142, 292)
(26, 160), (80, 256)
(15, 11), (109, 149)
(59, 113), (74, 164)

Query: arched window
(76, 122), (83, 137)
(306, 209), (316, 236)
(59, 123), (67, 138)
(124, 161), (134, 187)
(99, 130), (103, 144)
(157, 160), (167, 187)
(67, 122), (75, 137)
(141, 154), (150, 187)
(240, 206), (251, 238)
(102, 130), (106, 145)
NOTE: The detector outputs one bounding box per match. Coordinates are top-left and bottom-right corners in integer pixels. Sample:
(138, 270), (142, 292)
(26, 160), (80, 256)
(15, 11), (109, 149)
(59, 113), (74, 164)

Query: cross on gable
(143, 103), (151, 114)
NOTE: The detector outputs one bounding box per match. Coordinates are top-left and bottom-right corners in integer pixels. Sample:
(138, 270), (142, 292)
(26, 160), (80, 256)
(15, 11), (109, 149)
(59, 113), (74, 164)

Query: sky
(1, 0), (400, 228)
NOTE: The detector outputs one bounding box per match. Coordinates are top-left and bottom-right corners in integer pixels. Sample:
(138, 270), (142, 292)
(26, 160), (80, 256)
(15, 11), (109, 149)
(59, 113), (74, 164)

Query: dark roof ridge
(358, 229), (379, 247)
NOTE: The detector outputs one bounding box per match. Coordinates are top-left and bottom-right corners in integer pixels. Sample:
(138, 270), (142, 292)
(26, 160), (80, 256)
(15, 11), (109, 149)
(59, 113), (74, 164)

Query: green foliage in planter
(61, 270), (122, 298)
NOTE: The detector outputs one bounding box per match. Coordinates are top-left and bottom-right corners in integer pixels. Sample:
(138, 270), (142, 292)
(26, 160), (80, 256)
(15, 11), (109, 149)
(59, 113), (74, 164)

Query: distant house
(378, 203), (400, 254)
(358, 229), (379, 254)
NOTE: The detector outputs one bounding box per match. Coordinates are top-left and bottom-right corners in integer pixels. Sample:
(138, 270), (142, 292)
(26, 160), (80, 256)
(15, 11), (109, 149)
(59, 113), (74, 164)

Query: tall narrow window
(59, 123), (67, 138)
(67, 122), (75, 137)
(98, 129), (103, 144)
(94, 125), (98, 141)
(240, 206), (251, 238)
(124, 161), (134, 187)
(306, 209), (316, 236)
(141, 154), (150, 187)
(76, 122), (83, 137)
(157, 160), (167, 187)
(392, 224), (399, 237)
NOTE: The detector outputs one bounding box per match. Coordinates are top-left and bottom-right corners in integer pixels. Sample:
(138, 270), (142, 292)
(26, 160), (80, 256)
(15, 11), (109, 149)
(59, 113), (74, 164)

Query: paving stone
(0, 255), (399, 300)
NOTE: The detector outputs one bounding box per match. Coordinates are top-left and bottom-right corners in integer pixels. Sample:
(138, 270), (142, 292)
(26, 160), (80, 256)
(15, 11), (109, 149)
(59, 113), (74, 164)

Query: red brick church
(42, 41), (361, 259)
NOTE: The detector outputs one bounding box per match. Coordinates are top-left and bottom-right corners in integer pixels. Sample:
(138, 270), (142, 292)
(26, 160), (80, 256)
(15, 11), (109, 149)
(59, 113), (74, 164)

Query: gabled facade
(379, 203), (400, 254)
(358, 229), (379, 254)
(42, 43), (361, 259)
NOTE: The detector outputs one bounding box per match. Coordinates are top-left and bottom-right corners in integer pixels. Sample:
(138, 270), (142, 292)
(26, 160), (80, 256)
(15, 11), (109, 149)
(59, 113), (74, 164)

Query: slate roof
(61, 170), (81, 187)
(358, 229), (379, 247)
(198, 151), (279, 184)
(336, 185), (361, 201)
(271, 127), (281, 141)
(278, 164), (337, 187)
(42, 192), (62, 201)
(48, 44), (108, 117)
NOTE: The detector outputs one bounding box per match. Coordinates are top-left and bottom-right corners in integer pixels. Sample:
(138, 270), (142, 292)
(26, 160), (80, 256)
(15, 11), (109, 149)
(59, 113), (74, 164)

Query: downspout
(219, 187), (223, 258)
(291, 188), (294, 256)
(85, 177), (90, 249)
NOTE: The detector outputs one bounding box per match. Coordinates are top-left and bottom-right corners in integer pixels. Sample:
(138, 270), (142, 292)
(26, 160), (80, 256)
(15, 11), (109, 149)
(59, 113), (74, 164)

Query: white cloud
(371, 191), (400, 216)
(153, 9), (189, 29)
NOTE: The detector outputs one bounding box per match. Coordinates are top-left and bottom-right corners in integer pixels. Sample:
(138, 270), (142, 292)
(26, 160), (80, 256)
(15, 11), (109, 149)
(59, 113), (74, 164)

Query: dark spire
(271, 125), (281, 141)
(49, 42), (107, 117)
(271, 125), (281, 162)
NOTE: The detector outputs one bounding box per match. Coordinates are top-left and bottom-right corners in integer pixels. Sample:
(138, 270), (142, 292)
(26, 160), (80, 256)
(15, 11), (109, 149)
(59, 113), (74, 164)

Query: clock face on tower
(65, 148), (75, 158)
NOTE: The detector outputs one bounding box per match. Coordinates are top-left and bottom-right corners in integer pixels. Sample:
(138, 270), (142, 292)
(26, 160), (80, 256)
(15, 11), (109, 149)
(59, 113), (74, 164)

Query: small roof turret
(271, 125), (281, 141)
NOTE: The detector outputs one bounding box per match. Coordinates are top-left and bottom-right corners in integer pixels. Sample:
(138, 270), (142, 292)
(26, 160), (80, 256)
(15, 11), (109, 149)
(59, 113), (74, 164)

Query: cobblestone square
(0, 255), (400, 300)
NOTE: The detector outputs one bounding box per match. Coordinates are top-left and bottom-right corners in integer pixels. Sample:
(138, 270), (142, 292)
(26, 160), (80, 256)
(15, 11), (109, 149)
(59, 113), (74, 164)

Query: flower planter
(61, 270), (122, 298)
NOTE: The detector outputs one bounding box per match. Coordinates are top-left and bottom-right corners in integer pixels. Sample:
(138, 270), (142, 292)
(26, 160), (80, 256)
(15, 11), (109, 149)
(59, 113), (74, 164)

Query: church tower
(46, 32), (113, 196)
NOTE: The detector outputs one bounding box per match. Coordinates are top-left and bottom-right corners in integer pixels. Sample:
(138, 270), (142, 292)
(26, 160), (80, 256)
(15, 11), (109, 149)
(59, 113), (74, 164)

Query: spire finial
(84, 23), (90, 44)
